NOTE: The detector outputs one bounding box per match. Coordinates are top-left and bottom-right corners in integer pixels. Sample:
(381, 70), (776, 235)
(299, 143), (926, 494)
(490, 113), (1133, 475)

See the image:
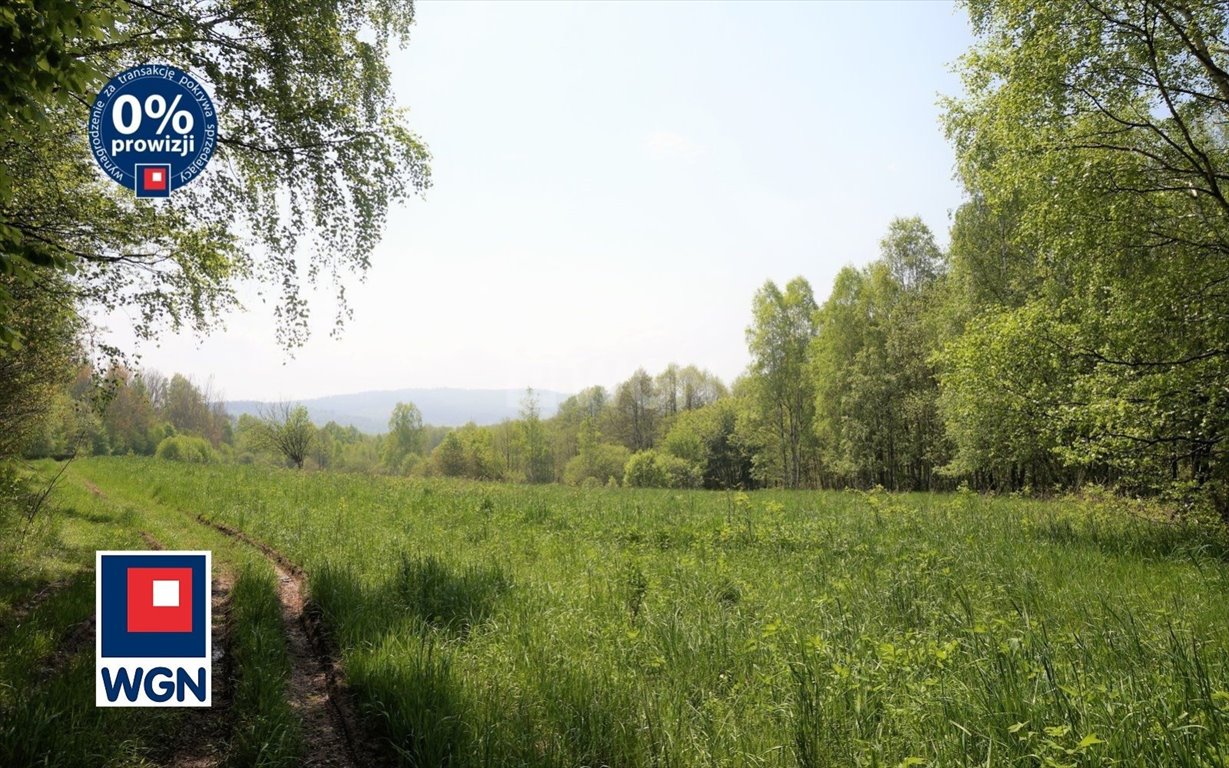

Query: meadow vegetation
(0, 462), (299, 767)
(54, 457), (1229, 767)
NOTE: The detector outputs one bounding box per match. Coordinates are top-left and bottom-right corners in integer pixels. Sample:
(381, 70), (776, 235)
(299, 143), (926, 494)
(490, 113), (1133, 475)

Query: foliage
(519, 389), (553, 483)
(0, 2), (113, 347)
(654, 363), (727, 416)
(0, 274), (84, 458)
(249, 404), (316, 469)
(745, 278), (818, 488)
(660, 399), (754, 489)
(809, 218), (948, 490)
(23, 364), (229, 465)
(941, 0), (1229, 508)
(562, 420), (629, 487)
(610, 368), (659, 452)
(99, 368), (160, 456)
(1, 0), (431, 350)
(430, 425), (502, 480)
(154, 434), (218, 464)
(622, 449), (700, 489)
(383, 402), (424, 472)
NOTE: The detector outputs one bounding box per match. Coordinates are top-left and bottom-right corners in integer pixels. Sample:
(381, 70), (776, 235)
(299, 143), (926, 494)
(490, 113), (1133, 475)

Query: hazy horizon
(100, 1), (972, 402)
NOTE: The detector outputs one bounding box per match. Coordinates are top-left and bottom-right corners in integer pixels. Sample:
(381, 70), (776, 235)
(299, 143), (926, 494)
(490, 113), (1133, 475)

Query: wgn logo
(96, 551), (212, 707)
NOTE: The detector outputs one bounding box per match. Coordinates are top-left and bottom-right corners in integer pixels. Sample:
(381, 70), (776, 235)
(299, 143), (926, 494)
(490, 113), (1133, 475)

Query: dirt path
(35, 610), (94, 683)
(61, 469), (366, 765)
(122, 530), (234, 768)
(1, 577), (69, 631)
(196, 516), (371, 768)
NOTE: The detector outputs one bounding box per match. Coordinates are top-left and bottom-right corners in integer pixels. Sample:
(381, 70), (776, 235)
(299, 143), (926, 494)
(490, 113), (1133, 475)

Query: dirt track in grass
(195, 516), (373, 768)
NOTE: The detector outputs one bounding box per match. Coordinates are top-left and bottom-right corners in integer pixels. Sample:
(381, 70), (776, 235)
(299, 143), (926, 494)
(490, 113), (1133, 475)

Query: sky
(105, 0), (974, 402)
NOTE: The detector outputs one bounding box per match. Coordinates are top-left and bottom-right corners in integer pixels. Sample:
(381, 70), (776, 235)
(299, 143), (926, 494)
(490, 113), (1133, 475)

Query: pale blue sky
(110, 0), (973, 401)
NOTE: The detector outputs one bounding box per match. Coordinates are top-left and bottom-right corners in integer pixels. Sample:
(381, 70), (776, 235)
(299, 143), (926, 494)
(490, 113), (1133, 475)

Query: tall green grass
(0, 471), (183, 766)
(226, 565), (303, 767)
(75, 457), (1229, 767)
(0, 462), (303, 767)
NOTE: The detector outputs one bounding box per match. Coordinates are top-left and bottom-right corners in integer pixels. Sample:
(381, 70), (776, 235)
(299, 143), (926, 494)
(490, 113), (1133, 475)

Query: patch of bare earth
(196, 516), (373, 768)
(1, 576), (70, 632)
(35, 611), (94, 683)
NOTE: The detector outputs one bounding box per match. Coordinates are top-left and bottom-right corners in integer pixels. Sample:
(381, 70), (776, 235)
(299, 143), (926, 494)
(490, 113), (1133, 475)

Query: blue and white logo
(96, 551), (212, 707)
(87, 64), (218, 198)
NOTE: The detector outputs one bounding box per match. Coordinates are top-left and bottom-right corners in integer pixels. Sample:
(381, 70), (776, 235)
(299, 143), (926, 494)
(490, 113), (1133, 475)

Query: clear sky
(106, 0), (974, 402)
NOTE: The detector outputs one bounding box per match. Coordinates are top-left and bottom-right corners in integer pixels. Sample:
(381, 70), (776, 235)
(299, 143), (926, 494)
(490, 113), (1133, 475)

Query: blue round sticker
(87, 64), (218, 198)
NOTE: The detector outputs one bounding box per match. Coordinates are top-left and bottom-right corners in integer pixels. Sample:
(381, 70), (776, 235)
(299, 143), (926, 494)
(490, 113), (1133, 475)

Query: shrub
(623, 449), (701, 489)
(154, 435), (217, 464)
(564, 442), (630, 487)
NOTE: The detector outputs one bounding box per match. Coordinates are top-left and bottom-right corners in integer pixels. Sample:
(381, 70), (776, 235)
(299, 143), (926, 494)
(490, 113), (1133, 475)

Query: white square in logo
(152, 579), (180, 607)
(152, 170), (163, 183)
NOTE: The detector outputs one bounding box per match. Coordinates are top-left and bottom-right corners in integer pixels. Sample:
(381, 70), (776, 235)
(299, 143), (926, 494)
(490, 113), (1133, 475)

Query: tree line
(1, 0), (1226, 521)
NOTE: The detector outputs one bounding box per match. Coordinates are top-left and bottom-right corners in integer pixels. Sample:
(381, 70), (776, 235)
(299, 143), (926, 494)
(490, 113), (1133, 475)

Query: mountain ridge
(225, 387), (571, 433)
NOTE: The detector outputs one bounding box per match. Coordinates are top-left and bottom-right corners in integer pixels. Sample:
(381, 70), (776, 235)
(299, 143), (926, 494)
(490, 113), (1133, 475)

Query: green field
(4, 456), (1229, 767)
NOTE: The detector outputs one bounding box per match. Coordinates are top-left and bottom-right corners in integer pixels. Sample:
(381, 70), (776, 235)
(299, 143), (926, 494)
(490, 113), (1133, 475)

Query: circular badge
(87, 64), (218, 198)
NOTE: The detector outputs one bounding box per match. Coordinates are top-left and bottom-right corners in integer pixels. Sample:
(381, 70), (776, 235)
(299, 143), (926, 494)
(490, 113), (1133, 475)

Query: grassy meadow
(0, 461), (300, 767)
(20, 456), (1222, 768)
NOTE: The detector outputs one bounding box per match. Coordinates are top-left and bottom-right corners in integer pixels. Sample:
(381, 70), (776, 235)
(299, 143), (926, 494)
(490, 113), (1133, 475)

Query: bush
(623, 449), (701, 489)
(659, 400), (754, 489)
(564, 442), (630, 487)
(154, 435), (217, 464)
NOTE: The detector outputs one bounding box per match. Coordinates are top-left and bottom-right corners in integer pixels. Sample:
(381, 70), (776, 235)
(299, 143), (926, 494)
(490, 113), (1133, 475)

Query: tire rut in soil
(195, 516), (372, 768)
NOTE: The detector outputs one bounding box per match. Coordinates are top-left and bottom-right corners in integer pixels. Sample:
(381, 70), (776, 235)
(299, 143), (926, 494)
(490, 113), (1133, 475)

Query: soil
(195, 516), (374, 767)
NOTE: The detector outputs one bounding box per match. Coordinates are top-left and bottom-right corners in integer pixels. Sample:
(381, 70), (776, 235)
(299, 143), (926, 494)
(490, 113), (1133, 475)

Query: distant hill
(224, 388), (570, 433)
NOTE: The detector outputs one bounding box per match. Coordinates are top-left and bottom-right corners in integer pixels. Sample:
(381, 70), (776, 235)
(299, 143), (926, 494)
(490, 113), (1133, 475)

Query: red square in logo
(126, 567), (193, 633)
(142, 166), (168, 191)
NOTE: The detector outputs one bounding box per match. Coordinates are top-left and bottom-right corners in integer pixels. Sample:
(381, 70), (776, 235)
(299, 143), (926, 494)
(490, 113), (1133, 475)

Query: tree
(430, 424), (502, 480)
(945, 0), (1229, 507)
(433, 432), (468, 477)
(0, 273), (84, 458)
(745, 278), (818, 488)
(0, 3), (112, 347)
(655, 364), (681, 417)
(383, 402), (424, 472)
(550, 385), (609, 478)
(162, 374), (227, 446)
(101, 368), (159, 455)
(937, 304), (1075, 490)
(656, 364), (728, 418)
(251, 404), (316, 469)
(622, 449), (699, 489)
(519, 389), (554, 483)
(809, 219), (948, 490)
(611, 369), (658, 452)
(563, 419), (630, 486)
(1, 1), (431, 349)
(678, 365), (727, 411)
(661, 399), (754, 489)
